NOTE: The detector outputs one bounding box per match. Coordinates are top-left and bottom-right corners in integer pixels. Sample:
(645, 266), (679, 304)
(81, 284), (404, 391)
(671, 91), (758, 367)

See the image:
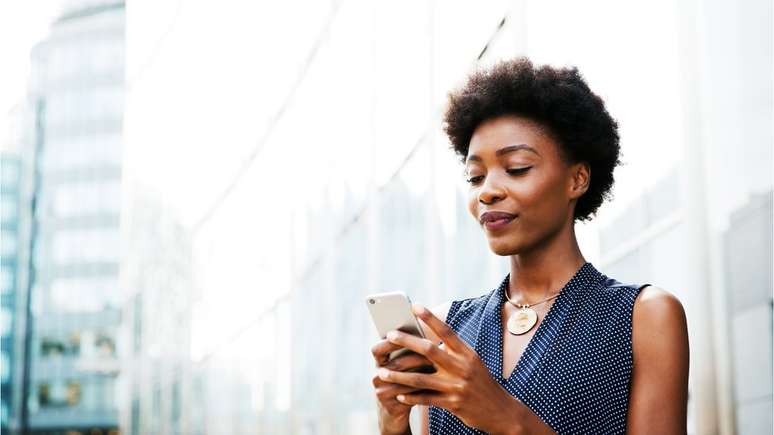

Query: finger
(371, 339), (404, 365)
(384, 352), (432, 371)
(412, 304), (470, 354)
(385, 330), (454, 368)
(373, 377), (428, 395)
(377, 367), (450, 392)
(396, 390), (450, 409)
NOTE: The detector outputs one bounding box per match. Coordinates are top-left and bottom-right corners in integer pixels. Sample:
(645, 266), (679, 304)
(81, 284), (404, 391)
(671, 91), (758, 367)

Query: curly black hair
(444, 57), (622, 222)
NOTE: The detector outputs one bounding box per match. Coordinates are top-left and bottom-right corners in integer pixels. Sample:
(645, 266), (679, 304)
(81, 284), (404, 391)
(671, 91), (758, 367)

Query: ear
(568, 162), (590, 199)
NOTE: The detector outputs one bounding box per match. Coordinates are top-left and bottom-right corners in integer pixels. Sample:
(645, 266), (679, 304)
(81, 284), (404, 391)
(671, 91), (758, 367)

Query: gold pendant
(507, 307), (538, 335)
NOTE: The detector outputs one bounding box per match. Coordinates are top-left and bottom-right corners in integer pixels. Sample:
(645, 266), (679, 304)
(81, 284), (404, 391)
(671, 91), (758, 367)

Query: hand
(376, 304), (526, 435)
(371, 334), (436, 434)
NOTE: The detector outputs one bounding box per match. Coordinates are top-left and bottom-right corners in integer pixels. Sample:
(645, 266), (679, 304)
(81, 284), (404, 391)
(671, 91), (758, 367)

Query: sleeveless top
(428, 261), (650, 434)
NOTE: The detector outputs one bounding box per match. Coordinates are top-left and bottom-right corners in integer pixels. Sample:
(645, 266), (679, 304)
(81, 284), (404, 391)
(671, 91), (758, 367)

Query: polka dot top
(428, 262), (650, 434)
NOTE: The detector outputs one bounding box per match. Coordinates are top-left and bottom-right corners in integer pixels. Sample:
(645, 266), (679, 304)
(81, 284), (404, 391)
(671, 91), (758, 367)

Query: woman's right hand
(371, 336), (436, 435)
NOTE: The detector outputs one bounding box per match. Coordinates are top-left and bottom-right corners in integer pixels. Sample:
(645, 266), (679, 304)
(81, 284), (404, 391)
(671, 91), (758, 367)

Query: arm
(626, 286), (690, 434)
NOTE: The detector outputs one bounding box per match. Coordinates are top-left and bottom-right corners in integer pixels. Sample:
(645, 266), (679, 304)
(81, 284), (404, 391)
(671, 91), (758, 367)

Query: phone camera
(368, 299), (375, 304)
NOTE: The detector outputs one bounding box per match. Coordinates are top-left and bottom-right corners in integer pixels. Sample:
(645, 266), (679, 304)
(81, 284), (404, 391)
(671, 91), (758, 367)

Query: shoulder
(631, 285), (689, 364)
(632, 285), (688, 332)
(627, 285), (690, 432)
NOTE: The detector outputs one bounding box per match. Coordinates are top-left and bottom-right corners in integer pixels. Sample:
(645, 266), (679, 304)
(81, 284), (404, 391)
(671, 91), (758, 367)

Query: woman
(370, 57), (690, 435)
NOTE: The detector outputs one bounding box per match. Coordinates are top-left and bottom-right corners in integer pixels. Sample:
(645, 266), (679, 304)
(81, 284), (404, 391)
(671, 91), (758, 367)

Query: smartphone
(366, 291), (435, 373)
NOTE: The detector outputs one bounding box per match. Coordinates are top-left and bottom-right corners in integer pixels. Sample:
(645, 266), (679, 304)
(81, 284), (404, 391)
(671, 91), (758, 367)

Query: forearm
(492, 396), (556, 435)
(378, 413), (413, 435)
(380, 424), (412, 435)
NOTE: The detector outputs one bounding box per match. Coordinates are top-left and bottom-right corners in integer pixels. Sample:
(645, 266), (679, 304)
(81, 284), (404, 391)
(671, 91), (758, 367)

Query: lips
(480, 211), (517, 225)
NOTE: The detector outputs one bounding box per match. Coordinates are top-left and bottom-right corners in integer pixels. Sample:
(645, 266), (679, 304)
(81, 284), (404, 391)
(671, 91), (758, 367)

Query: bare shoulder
(627, 285), (690, 433)
(632, 285), (689, 356)
(632, 285), (688, 333)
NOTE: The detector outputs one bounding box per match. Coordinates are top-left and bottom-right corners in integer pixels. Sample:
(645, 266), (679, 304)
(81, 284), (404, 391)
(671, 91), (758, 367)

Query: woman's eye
(507, 167), (532, 175)
(466, 167), (531, 185)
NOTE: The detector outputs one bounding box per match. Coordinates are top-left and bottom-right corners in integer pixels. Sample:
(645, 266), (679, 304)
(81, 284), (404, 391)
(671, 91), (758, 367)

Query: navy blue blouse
(428, 262), (650, 434)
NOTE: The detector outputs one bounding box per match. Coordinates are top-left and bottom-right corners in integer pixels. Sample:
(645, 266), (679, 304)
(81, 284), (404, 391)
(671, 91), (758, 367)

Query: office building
(17, 1), (125, 433)
(1, 151), (23, 431)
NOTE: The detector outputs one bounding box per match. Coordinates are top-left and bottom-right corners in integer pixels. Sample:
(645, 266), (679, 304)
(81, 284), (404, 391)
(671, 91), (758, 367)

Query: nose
(478, 173), (505, 205)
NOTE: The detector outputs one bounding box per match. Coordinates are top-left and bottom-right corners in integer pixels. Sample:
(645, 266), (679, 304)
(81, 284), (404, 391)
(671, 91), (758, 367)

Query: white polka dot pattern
(428, 262), (650, 434)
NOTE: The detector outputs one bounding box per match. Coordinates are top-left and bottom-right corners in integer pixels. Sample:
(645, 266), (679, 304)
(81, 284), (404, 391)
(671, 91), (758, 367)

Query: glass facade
(1, 153), (22, 432)
(20, 0), (126, 433)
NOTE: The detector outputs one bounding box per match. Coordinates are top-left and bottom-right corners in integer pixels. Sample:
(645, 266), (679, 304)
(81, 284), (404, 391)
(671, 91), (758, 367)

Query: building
(1, 151), (23, 431)
(4, 101), (37, 435)
(17, 1), (126, 433)
(723, 191), (773, 435)
(117, 191), (194, 435)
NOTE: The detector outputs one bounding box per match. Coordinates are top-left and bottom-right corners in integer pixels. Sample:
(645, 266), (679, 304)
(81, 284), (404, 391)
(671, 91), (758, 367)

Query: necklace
(503, 285), (561, 335)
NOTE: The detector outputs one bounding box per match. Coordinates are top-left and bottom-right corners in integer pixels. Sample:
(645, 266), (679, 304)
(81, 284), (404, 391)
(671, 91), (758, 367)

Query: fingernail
(396, 394), (406, 402)
(378, 368), (389, 379)
(386, 331), (398, 341)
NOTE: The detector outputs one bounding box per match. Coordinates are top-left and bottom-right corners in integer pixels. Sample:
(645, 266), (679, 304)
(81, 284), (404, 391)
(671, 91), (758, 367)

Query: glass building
(1, 151), (23, 431)
(17, 0), (125, 433)
(118, 191), (193, 435)
(120, 1), (771, 434)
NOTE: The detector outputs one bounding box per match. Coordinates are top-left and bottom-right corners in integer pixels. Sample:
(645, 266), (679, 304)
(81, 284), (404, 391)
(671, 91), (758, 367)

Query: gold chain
(503, 287), (560, 309)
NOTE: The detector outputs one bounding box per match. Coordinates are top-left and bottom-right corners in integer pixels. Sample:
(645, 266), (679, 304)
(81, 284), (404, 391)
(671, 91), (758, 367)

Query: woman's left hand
(377, 304), (529, 435)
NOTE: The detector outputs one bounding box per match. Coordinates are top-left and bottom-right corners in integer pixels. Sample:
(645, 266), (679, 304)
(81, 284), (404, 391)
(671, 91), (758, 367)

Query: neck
(507, 221), (587, 304)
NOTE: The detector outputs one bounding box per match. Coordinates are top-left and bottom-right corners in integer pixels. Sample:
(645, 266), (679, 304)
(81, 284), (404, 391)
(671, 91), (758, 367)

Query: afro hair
(444, 57), (622, 222)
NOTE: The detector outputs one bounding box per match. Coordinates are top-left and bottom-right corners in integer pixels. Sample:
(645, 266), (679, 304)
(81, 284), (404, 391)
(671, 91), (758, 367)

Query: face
(464, 114), (590, 256)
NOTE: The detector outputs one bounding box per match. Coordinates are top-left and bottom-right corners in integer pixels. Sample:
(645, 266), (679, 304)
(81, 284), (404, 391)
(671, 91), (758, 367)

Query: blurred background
(0, 0), (771, 434)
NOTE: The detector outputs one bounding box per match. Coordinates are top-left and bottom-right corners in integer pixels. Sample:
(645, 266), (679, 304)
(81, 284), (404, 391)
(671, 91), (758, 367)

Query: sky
(0, 1), (61, 150)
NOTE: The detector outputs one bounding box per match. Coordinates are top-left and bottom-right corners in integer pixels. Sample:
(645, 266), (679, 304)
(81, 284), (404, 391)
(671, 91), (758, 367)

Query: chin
(487, 238), (521, 256)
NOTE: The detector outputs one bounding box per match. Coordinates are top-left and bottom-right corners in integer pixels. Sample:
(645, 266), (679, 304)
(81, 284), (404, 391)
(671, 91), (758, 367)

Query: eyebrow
(465, 144), (539, 163)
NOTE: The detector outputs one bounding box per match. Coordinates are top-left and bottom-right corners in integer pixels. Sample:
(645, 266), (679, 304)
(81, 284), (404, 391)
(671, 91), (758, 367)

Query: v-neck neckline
(483, 262), (598, 386)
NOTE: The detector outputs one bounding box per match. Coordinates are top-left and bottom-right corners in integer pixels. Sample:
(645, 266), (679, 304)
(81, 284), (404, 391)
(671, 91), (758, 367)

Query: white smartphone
(366, 291), (434, 372)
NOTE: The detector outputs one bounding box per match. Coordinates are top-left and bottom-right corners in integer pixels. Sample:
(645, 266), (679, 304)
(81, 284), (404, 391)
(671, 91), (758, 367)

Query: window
(1, 352), (10, 382)
(40, 333), (80, 357)
(1, 161), (20, 187)
(1, 197), (17, 222)
(0, 267), (13, 294)
(1, 230), (17, 257)
(53, 180), (122, 218)
(43, 134), (123, 172)
(52, 229), (120, 264)
(50, 277), (119, 312)
(40, 338), (65, 357)
(37, 380), (81, 408)
(1, 307), (12, 336)
(95, 332), (115, 357)
(45, 87), (124, 131)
